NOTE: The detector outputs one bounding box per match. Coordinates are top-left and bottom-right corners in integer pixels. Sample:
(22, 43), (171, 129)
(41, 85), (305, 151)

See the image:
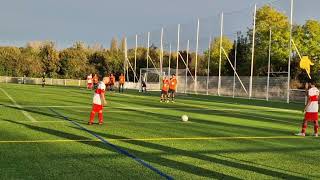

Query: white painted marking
(0, 88), (37, 122)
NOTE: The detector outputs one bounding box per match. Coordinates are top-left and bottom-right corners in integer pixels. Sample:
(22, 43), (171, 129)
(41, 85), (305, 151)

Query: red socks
(89, 111), (95, 123)
(314, 122), (319, 134)
(301, 122), (307, 134)
(98, 112), (103, 123)
(301, 121), (319, 134)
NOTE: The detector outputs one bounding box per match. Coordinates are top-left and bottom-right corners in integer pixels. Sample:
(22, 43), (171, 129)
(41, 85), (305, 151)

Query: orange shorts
(305, 112), (318, 121)
(92, 104), (103, 112)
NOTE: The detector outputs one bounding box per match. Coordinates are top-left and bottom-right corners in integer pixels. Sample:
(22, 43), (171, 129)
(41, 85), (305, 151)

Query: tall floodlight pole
(160, 27), (164, 76)
(169, 43), (171, 76)
(185, 40), (190, 94)
(123, 36), (126, 78)
(267, 28), (272, 101)
(176, 24), (180, 92)
(218, 12), (224, 96)
(134, 34), (138, 84)
(195, 18), (200, 94)
(249, 4), (257, 99)
(233, 33), (239, 98)
(146, 32), (150, 83)
(124, 37), (129, 82)
(206, 36), (212, 95)
(287, 0), (294, 103)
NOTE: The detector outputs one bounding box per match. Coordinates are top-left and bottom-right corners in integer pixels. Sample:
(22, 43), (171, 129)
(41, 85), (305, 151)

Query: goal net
(139, 67), (187, 91)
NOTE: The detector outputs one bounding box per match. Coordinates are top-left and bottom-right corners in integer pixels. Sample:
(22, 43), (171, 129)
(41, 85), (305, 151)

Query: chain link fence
(0, 75), (305, 103)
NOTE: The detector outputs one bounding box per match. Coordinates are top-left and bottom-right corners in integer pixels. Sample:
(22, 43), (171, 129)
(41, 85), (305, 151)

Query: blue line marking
(49, 108), (173, 180)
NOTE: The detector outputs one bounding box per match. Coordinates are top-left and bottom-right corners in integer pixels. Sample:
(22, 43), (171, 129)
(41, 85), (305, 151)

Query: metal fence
(0, 75), (305, 103)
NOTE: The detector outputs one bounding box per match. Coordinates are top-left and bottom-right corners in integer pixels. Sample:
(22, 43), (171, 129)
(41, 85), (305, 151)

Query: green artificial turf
(0, 83), (319, 180)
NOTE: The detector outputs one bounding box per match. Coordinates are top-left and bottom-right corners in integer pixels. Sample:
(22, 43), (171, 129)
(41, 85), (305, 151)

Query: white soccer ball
(181, 115), (188, 122)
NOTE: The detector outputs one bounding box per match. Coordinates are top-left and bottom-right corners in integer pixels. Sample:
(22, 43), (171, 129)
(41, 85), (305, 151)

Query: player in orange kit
(119, 73), (125, 93)
(109, 73), (115, 91)
(169, 74), (177, 102)
(160, 76), (170, 103)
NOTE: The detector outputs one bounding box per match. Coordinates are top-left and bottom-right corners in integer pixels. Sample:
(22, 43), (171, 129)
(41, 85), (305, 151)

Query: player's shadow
(90, 131), (309, 180)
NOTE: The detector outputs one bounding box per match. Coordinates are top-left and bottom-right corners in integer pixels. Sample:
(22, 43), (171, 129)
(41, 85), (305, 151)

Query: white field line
(0, 88), (37, 122)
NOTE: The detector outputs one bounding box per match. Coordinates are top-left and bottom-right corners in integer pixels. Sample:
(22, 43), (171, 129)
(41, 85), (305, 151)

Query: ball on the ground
(181, 115), (188, 122)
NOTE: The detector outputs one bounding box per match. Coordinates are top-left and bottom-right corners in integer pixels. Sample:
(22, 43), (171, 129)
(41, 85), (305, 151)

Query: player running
(87, 74), (93, 89)
(119, 73), (125, 93)
(160, 76), (170, 102)
(88, 76), (109, 125)
(169, 74), (177, 102)
(296, 81), (319, 137)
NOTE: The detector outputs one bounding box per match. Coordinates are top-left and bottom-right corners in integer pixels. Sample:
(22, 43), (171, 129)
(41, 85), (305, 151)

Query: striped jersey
(306, 87), (319, 113)
(93, 82), (106, 105)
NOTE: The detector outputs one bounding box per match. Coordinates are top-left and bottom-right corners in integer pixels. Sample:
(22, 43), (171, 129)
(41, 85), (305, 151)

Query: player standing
(160, 76), (170, 102)
(88, 76), (109, 125)
(119, 73), (125, 93)
(110, 74), (115, 91)
(93, 74), (99, 89)
(296, 81), (319, 137)
(42, 73), (46, 88)
(87, 74), (93, 89)
(169, 74), (177, 102)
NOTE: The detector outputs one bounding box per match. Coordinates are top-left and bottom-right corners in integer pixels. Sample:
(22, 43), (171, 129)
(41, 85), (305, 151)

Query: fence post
(218, 12), (223, 96)
(287, 0), (294, 104)
(64, 79), (67, 86)
(185, 40), (189, 94)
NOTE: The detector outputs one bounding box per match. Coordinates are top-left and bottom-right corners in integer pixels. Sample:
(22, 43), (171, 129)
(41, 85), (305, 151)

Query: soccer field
(0, 83), (319, 179)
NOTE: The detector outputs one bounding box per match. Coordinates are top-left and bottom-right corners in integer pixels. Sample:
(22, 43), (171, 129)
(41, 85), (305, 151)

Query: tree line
(0, 5), (320, 86)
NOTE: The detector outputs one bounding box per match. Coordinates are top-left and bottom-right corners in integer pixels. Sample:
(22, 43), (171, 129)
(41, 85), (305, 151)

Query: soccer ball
(181, 115), (188, 122)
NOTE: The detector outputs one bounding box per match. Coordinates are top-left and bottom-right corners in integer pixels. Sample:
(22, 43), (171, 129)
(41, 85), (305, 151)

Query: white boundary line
(0, 88), (37, 122)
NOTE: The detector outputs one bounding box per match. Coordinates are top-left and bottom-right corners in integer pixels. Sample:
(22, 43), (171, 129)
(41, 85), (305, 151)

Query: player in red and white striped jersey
(296, 82), (319, 137)
(88, 76), (109, 125)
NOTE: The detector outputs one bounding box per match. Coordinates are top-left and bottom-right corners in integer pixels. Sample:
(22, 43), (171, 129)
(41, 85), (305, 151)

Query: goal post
(139, 67), (187, 92)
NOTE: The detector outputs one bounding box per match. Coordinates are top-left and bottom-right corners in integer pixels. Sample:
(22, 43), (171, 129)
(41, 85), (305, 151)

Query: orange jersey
(169, 78), (177, 90)
(110, 76), (115, 84)
(119, 75), (125, 84)
(93, 75), (99, 84)
(162, 79), (170, 91)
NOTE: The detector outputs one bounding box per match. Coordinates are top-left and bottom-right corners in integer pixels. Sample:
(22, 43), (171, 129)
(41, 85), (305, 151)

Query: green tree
(292, 20), (320, 82)
(39, 42), (60, 77)
(253, 5), (290, 75)
(110, 37), (118, 52)
(204, 36), (233, 76)
(59, 44), (93, 79)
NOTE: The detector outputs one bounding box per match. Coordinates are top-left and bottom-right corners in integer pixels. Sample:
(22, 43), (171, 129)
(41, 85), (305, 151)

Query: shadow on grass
(2, 118), (242, 179)
(123, 89), (304, 111)
(87, 130), (308, 180)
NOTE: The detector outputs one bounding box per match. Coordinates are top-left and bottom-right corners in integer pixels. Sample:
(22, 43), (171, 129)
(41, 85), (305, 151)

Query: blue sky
(0, 0), (318, 49)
